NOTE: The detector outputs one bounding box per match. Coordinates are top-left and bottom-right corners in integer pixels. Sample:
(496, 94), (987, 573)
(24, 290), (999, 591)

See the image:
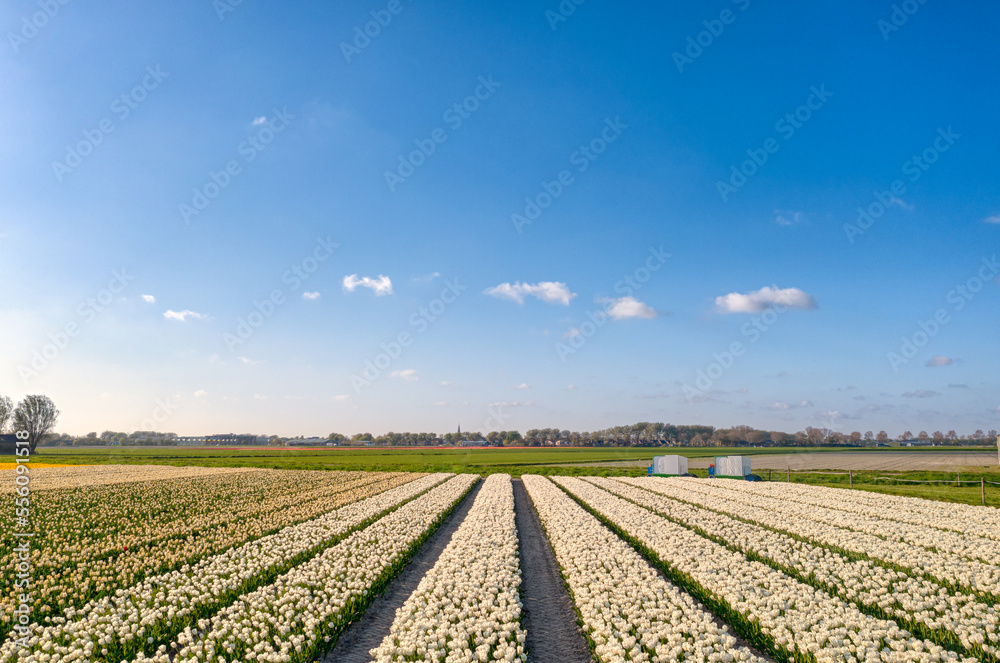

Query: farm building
(650, 455), (688, 476)
(714, 455), (752, 479)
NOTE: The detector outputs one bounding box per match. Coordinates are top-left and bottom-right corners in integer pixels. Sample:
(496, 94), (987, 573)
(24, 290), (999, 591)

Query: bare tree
(12, 395), (59, 453)
(804, 426), (825, 445)
(0, 395), (12, 433)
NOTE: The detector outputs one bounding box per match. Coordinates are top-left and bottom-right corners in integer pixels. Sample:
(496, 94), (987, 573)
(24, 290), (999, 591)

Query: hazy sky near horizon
(1, 0), (998, 437)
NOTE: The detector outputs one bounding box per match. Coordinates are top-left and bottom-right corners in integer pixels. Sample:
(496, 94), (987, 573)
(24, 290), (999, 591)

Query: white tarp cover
(714, 455), (751, 477)
(652, 455), (688, 475)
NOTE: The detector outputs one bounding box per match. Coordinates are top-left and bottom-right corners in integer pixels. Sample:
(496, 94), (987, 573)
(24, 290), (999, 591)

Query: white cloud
(985, 215), (1000, 224)
(343, 274), (393, 296)
(715, 286), (816, 313)
(164, 309), (207, 322)
(769, 399), (812, 410)
(252, 116), (267, 125)
(926, 355), (954, 367)
(390, 369), (419, 381)
(563, 328), (582, 339)
(903, 390), (939, 398)
(890, 196), (914, 211)
(439, 380), (453, 386)
(193, 390), (208, 398)
(484, 281), (575, 306)
(435, 401), (447, 406)
(515, 383), (530, 390)
(141, 294), (156, 303)
(683, 391), (726, 404)
(566, 384), (577, 391)
(238, 356), (261, 365)
(302, 291), (321, 300)
(332, 394), (351, 403)
(820, 410), (848, 422)
(413, 271), (441, 282)
(487, 400), (534, 408)
(603, 296), (656, 320)
(774, 209), (804, 226)
(253, 394), (266, 400)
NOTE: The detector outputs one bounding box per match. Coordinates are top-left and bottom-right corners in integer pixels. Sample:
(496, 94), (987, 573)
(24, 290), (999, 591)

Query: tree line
(326, 423), (998, 447)
(21, 410), (1000, 450)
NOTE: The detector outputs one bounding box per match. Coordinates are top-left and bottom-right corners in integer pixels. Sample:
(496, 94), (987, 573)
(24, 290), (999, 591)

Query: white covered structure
(650, 455), (688, 476)
(714, 455), (752, 478)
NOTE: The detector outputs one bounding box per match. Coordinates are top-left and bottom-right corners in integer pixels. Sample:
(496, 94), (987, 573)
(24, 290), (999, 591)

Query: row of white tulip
(1, 470), (413, 634)
(155, 473), (480, 663)
(1, 473), (452, 663)
(554, 476), (977, 663)
(679, 478), (1000, 568)
(6, 469), (388, 569)
(715, 477), (1000, 542)
(598, 477), (999, 659)
(661, 478), (1000, 600)
(370, 473), (526, 663)
(523, 475), (769, 663)
(0, 465), (255, 493)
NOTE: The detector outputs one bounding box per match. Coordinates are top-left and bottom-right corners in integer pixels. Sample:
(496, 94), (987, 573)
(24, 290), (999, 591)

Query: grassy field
(23, 444), (992, 471)
(16, 445), (1000, 506)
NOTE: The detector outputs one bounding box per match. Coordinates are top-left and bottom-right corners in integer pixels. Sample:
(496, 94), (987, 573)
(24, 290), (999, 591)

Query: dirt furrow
(320, 479), (483, 663)
(513, 478), (593, 663)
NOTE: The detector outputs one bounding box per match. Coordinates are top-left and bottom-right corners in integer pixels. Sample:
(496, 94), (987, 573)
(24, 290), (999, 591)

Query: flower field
(5, 466), (1000, 662)
(0, 466), (416, 636)
(370, 473), (526, 663)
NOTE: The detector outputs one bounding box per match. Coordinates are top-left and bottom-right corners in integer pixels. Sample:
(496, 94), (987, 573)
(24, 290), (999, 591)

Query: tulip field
(5, 466), (1000, 662)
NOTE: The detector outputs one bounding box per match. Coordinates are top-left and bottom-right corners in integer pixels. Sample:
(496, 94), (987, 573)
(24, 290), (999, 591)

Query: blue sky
(1, 0), (997, 437)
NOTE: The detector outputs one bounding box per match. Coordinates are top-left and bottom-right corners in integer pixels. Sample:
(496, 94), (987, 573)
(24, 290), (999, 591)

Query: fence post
(984, 477), (987, 505)
(787, 466), (790, 482)
(850, 470), (853, 489)
(768, 469), (772, 481)
(957, 472), (961, 486)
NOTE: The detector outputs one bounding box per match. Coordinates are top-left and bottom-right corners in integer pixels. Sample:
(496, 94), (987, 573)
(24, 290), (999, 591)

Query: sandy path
(513, 478), (594, 663)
